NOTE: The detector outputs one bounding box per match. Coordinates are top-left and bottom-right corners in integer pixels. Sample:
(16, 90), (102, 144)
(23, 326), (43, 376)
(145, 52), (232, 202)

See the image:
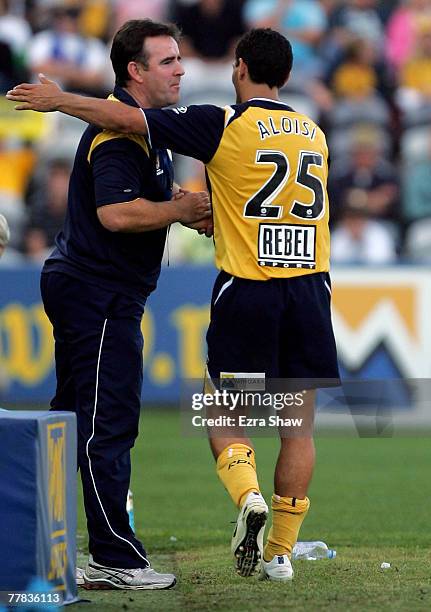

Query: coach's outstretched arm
(6, 74), (147, 134)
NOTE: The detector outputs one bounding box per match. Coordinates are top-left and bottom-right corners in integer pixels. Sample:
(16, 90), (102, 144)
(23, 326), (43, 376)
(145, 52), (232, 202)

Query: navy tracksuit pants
(41, 272), (149, 568)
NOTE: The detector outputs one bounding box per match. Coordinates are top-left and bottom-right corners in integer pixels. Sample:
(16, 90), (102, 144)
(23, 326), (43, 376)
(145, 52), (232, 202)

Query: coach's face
(140, 36), (184, 108)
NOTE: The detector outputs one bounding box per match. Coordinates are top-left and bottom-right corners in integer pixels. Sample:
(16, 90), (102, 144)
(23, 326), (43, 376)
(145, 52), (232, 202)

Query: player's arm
(7, 75), (146, 134)
(98, 193), (211, 233)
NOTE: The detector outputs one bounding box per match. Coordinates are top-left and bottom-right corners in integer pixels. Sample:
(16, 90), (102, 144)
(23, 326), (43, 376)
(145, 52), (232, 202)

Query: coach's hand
(183, 217), (214, 237)
(173, 190), (212, 224)
(6, 74), (63, 111)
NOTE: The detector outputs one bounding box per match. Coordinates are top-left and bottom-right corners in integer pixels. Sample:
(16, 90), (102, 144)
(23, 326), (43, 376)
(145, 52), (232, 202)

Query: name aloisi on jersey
(256, 115), (317, 141)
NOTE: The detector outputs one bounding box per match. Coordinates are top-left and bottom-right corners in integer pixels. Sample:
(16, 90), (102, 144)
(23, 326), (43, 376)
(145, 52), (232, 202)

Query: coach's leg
(40, 273), (77, 415)
(264, 391), (315, 561)
(77, 299), (148, 569)
(44, 275), (148, 568)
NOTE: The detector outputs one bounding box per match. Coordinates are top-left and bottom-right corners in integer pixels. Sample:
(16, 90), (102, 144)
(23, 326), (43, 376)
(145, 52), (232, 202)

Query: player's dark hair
(110, 19), (181, 87)
(235, 28), (293, 89)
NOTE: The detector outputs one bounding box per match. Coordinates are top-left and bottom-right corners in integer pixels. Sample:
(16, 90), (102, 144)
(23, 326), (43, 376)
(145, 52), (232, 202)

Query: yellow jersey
(145, 98), (330, 280)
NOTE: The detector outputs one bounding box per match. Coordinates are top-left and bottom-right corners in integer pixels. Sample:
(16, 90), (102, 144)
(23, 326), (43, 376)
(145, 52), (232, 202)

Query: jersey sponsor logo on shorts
(258, 223), (316, 268)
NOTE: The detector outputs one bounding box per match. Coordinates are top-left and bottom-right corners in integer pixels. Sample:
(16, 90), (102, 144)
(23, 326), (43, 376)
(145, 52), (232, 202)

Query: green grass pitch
(76, 409), (431, 611)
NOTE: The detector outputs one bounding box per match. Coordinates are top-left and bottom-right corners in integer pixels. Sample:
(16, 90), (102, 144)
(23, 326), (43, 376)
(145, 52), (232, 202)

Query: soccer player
(7, 27), (339, 582)
(7, 20), (211, 591)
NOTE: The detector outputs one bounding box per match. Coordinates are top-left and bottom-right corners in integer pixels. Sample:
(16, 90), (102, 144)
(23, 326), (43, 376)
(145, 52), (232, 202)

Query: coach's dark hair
(235, 28), (293, 89)
(110, 19), (180, 87)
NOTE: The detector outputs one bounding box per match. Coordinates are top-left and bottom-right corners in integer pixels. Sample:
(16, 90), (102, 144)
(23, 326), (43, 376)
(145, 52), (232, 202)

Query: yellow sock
(264, 494), (310, 561)
(216, 444), (260, 508)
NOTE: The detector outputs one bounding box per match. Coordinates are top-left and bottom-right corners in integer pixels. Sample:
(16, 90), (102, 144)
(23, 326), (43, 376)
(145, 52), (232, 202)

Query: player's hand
(182, 218), (214, 237)
(174, 190), (211, 224)
(6, 74), (63, 111)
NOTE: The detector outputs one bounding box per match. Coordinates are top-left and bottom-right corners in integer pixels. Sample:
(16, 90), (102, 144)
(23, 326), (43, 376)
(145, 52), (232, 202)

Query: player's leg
(205, 373), (266, 577)
(274, 432), (315, 499)
(261, 392), (315, 581)
(206, 385), (260, 511)
(261, 272), (339, 581)
(206, 272), (280, 576)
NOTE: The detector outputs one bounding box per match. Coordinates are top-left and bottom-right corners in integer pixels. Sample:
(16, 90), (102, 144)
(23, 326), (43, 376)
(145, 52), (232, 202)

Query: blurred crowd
(1, 0), (431, 266)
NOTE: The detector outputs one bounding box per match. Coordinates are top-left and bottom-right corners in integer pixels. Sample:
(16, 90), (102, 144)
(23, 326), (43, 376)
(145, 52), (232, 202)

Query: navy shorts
(206, 271), (339, 386)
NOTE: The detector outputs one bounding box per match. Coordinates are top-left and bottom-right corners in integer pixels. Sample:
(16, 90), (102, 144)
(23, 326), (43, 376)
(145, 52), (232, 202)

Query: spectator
(402, 136), (431, 222)
(404, 217), (431, 266)
(243, 0), (327, 81)
(114, 0), (170, 31)
(403, 216), (431, 261)
(0, 0), (31, 72)
(27, 3), (110, 96)
(325, 37), (390, 102)
(377, 0), (401, 24)
(331, 200), (397, 264)
(0, 39), (14, 91)
(385, 0), (431, 72)
(79, 0), (112, 41)
(26, 157), (70, 247)
(397, 21), (431, 113)
(325, 0), (385, 64)
(328, 127), (399, 224)
(21, 226), (51, 263)
(0, 140), (36, 248)
(170, 0), (246, 62)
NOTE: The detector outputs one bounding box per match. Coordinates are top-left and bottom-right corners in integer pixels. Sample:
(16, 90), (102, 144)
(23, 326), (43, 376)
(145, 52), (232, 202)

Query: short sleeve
(144, 105), (225, 163)
(90, 137), (150, 207)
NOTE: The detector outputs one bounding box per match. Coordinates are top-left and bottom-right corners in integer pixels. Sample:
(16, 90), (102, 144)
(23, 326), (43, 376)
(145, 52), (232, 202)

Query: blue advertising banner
(1, 265), (431, 404)
(0, 265), (217, 403)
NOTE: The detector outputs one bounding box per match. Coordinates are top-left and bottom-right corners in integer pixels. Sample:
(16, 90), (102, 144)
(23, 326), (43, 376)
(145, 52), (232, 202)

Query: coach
(39, 20), (210, 590)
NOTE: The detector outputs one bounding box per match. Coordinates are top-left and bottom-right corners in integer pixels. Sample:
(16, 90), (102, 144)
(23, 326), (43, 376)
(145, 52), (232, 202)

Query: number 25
(243, 150), (325, 220)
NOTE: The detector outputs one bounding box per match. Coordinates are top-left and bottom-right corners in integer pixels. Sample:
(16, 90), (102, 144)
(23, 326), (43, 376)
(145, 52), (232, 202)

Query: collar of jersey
(245, 97), (294, 112)
(112, 85), (140, 108)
